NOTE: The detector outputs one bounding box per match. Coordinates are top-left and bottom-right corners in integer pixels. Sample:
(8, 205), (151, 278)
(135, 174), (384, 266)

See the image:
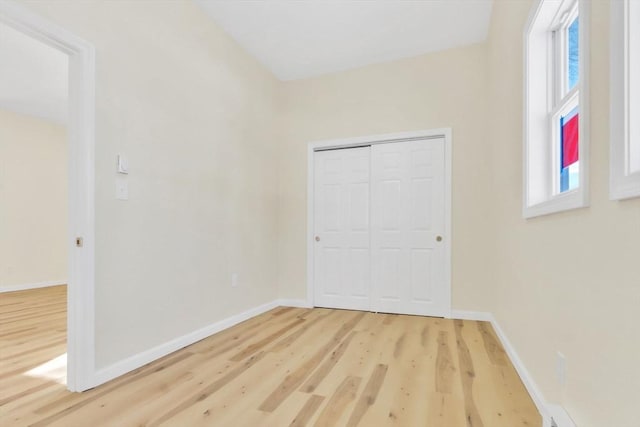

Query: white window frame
(523, 0), (590, 218)
(610, 0), (640, 200)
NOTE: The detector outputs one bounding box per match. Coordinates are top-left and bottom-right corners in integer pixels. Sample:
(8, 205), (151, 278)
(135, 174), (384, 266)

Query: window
(523, 0), (589, 218)
(610, 0), (640, 200)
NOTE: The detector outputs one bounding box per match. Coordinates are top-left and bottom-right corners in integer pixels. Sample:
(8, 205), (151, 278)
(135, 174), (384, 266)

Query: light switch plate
(116, 179), (128, 200)
(117, 154), (129, 174)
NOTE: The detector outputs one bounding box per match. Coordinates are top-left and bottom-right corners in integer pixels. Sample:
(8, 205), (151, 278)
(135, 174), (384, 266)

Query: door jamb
(306, 129), (452, 317)
(0, 0), (96, 391)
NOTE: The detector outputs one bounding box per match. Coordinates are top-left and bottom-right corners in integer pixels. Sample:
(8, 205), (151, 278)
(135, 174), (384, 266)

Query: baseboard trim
(451, 309), (575, 427)
(276, 298), (313, 308)
(547, 404), (577, 427)
(450, 309), (492, 321)
(91, 299), (280, 387)
(487, 313), (553, 425)
(88, 299), (572, 427)
(0, 280), (67, 293)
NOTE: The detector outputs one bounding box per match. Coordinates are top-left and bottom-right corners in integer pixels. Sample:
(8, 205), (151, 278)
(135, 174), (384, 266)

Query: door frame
(307, 128), (452, 317)
(0, 0), (96, 391)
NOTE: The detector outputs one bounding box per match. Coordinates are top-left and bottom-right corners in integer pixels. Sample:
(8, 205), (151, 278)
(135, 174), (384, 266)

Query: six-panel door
(313, 147), (372, 311)
(370, 138), (446, 316)
(313, 138), (446, 316)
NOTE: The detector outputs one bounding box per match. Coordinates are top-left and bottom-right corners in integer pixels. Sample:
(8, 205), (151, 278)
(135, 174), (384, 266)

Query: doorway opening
(0, 18), (69, 391)
(0, 1), (96, 392)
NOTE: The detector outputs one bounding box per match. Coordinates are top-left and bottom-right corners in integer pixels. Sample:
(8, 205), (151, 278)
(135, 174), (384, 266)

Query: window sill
(523, 190), (588, 219)
(610, 176), (640, 201)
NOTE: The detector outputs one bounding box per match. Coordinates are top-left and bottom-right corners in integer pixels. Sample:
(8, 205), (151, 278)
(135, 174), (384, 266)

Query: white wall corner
(0, 279), (67, 293)
(91, 299), (280, 388)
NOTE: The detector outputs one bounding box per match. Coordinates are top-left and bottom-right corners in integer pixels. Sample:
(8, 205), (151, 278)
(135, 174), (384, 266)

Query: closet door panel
(371, 139), (446, 316)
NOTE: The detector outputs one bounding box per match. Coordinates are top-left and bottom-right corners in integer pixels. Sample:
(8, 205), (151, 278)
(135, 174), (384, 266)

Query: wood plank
(425, 393), (467, 427)
(313, 376), (361, 427)
(1, 287), (541, 427)
(477, 321), (509, 366)
(229, 318), (305, 361)
(258, 311), (366, 412)
(147, 351), (266, 426)
(289, 394), (325, 427)
(393, 332), (406, 359)
(345, 363), (388, 426)
(421, 324), (430, 348)
(454, 319), (484, 427)
(436, 330), (455, 393)
(299, 331), (356, 393)
(268, 310), (330, 353)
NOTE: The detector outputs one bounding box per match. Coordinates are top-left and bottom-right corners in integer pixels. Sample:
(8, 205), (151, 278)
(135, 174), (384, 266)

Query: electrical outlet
(231, 273), (238, 288)
(556, 351), (566, 386)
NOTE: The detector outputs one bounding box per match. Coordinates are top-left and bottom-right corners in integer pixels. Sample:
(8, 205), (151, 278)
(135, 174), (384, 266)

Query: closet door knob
(436, 235), (443, 242)
(315, 236), (321, 242)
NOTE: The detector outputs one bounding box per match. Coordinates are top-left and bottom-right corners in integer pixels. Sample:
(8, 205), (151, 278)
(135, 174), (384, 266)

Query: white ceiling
(0, 22), (68, 124)
(197, 0), (494, 81)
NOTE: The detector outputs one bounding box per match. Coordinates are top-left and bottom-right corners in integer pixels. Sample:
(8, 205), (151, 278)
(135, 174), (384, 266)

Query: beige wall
(280, 1), (640, 424)
(487, 1), (640, 426)
(22, 0), (282, 369)
(278, 44), (494, 311)
(0, 109), (67, 288)
(15, 1), (640, 424)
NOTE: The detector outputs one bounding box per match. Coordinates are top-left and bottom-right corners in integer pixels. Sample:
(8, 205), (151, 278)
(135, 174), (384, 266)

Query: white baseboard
(451, 309), (575, 427)
(450, 309), (492, 321)
(547, 404), (577, 427)
(0, 279), (67, 293)
(276, 298), (313, 308)
(487, 313), (553, 424)
(91, 299), (280, 387)
(88, 299), (572, 427)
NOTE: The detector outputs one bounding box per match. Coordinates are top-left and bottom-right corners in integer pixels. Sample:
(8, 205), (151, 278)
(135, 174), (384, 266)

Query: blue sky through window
(568, 17), (579, 91)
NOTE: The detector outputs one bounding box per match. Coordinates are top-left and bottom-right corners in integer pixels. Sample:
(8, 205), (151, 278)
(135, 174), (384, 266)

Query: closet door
(313, 147), (371, 311)
(370, 138), (447, 316)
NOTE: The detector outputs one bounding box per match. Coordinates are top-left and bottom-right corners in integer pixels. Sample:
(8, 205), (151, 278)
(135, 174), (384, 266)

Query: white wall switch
(231, 273), (238, 287)
(116, 179), (128, 200)
(117, 154), (129, 174)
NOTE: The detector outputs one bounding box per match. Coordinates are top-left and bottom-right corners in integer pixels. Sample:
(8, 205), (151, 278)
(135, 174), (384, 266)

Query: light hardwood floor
(1, 286), (541, 426)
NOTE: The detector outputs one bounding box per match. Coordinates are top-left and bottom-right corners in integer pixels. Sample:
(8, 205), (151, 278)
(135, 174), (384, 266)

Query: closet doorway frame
(306, 128), (452, 317)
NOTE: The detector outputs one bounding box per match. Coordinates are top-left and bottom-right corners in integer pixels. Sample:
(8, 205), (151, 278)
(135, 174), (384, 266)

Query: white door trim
(0, 0), (96, 391)
(307, 128), (452, 317)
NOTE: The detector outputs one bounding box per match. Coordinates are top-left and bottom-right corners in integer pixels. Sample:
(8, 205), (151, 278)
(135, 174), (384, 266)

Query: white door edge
(307, 128), (452, 317)
(0, 0), (97, 391)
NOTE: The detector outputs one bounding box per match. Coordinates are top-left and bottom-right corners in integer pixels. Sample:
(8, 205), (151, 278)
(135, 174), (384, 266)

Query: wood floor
(1, 286), (541, 426)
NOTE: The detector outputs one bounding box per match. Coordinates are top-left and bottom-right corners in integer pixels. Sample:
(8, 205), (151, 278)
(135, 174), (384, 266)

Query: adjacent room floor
(1, 288), (540, 426)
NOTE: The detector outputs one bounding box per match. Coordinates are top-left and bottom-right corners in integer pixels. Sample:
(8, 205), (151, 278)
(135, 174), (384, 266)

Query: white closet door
(313, 147), (371, 311)
(370, 138), (446, 316)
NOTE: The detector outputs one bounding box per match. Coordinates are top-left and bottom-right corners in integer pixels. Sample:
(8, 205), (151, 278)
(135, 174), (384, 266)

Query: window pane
(560, 108), (579, 192)
(568, 17), (579, 91)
